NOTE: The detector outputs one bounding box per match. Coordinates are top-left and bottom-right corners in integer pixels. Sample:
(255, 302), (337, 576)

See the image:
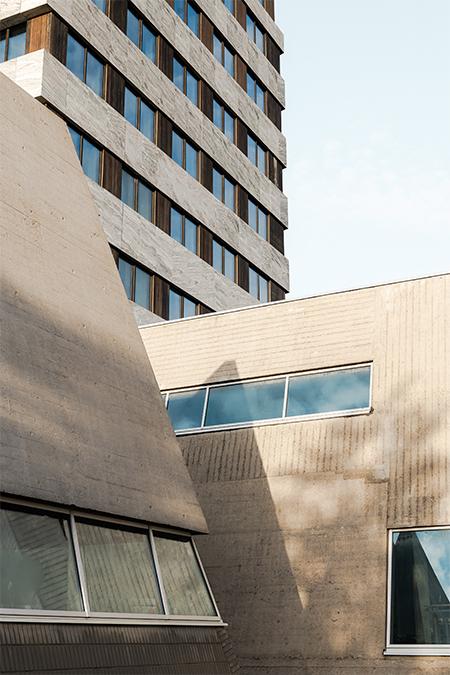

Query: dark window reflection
(7, 24), (26, 60)
(205, 379), (285, 427)
(66, 34), (84, 81)
(86, 51), (103, 96)
(167, 389), (206, 431)
(287, 366), (371, 417)
(82, 139), (100, 182)
(142, 25), (156, 62)
(391, 529), (450, 645)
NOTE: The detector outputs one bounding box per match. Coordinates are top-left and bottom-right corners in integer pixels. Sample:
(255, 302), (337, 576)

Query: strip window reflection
(170, 208), (198, 254)
(66, 33), (104, 97)
(163, 365), (372, 433)
(172, 131), (199, 180)
(249, 266), (269, 302)
(246, 12), (265, 51)
(213, 98), (235, 144)
(124, 86), (155, 142)
(173, 57), (199, 106)
(126, 7), (157, 63)
(213, 33), (235, 77)
(121, 168), (154, 222)
(246, 71), (265, 111)
(68, 126), (102, 184)
(174, 0), (200, 37)
(212, 168), (235, 211)
(247, 134), (266, 174)
(213, 240), (236, 281)
(0, 23), (26, 63)
(0, 501), (220, 622)
(248, 199), (268, 239)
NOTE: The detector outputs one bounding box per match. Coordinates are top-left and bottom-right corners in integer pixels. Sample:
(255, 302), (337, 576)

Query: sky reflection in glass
(205, 379), (285, 427)
(167, 389), (206, 431)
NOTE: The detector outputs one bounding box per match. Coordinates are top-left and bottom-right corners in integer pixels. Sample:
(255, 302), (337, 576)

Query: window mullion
(200, 386), (209, 428)
(70, 514), (91, 615)
(83, 46), (87, 84)
(149, 529), (170, 615)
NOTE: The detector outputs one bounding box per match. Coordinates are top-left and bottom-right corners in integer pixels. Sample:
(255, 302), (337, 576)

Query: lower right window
(388, 527), (450, 655)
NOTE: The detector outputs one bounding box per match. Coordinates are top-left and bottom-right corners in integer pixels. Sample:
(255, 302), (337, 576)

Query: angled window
(66, 34), (104, 97)
(249, 266), (269, 302)
(172, 131), (199, 179)
(248, 198), (268, 239)
(213, 97), (235, 143)
(0, 23), (26, 63)
(121, 168), (154, 221)
(116, 251), (153, 311)
(247, 133), (266, 174)
(222, 0), (235, 13)
(126, 8), (157, 62)
(124, 86), (155, 143)
(213, 239), (236, 281)
(174, 0), (200, 37)
(92, 0), (107, 12)
(246, 71), (265, 111)
(170, 208), (198, 254)
(68, 126), (102, 184)
(212, 168), (235, 211)
(172, 57), (199, 106)
(169, 288), (198, 320)
(213, 33), (235, 77)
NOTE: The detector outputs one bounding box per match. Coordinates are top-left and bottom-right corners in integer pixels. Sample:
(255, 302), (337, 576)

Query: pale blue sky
(277, 0), (450, 298)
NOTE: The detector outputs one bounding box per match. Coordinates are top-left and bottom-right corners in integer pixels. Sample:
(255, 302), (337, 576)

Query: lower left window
(0, 501), (219, 622)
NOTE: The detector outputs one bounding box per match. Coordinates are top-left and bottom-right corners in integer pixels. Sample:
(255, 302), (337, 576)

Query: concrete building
(0, 0), (288, 326)
(0, 72), (238, 673)
(141, 273), (450, 673)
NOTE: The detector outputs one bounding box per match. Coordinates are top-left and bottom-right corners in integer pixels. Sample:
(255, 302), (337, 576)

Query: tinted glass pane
(224, 248), (235, 281)
(248, 136), (257, 165)
(0, 31), (5, 63)
(255, 25), (264, 51)
(224, 0), (234, 12)
(169, 289), (182, 320)
(257, 146), (266, 173)
(127, 9), (140, 46)
(7, 24), (26, 60)
(287, 366), (371, 418)
(118, 258), (133, 299)
(213, 99), (222, 129)
(86, 51), (103, 96)
(212, 240), (222, 273)
(391, 529), (450, 645)
(259, 276), (268, 302)
(205, 379), (285, 426)
(256, 83), (265, 110)
(184, 218), (197, 253)
(66, 34), (85, 81)
(246, 72), (255, 99)
(213, 34), (222, 62)
(213, 168), (222, 200)
(224, 177), (234, 210)
(173, 58), (184, 92)
(124, 87), (138, 126)
(137, 182), (152, 221)
(258, 210), (267, 239)
(170, 208), (183, 243)
(248, 199), (257, 230)
(82, 139), (100, 182)
(68, 126), (81, 159)
(134, 267), (151, 309)
(224, 45), (234, 76)
(187, 3), (199, 36)
(224, 110), (234, 142)
(167, 389), (206, 431)
(249, 267), (258, 297)
(121, 170), (135, 208)
(154, 533), (216, 616)
(172, 131), (183, 167)
(140, 101), (154, 141)
(92, 0), (107, 11)
(142, 24), (156, 62)
(184, 298), (196, 318)
(0, 507), (82, 611)
(246, 14), (254, 39)
(76, 520), (163, 614)
(185, 143), (198, 179)
(186, 70), (198, 105)
(174, 0), (185, 20)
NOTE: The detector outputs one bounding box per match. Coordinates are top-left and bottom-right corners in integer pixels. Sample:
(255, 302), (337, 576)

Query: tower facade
(0, 0), (288, 324)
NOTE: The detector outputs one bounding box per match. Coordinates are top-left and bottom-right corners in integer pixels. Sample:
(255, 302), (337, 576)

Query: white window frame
(385, 525), (450, 656)
(0, 497), (224, 627)
(164, 362), (373, 435)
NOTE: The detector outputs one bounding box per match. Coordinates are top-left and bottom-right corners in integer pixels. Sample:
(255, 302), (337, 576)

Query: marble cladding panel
(47, 0), (287, 165)
(0, 49), (44, 97)
(88, 179), (258, 312)
(35, 50), (289, 288)
(132, 302), (164, 326)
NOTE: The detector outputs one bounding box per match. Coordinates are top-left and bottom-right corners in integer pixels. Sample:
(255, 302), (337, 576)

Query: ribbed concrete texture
(141, 274), (450, 673)
(0, 71), (206, 533)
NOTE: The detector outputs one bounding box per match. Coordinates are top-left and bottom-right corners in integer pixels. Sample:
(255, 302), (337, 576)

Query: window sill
(0, 613), (225, 627)
(384, 646), (450, 657)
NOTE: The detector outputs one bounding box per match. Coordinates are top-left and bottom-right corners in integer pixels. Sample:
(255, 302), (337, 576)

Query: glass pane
(86, 51), (103, 96)
(187, 3), (199, 36)
(7, 24), (26, 60)
(169, 289), (182, 320)
(174, 0), (185, 20)
(213, 34), (222, 62)
(259, 276), (268, 302)
(258, 209), (267, 239)
(172, 131), (183, 167)
(186, 70), (198, 106)
(76, 520), (163, 614)
(246, 14), (254, 39)
(137, 182), (152, 221)
(118, 257), (133, 299)
(121, 169), (135, 209)
(66, 34), (85, 81)
(0, 31), (5, 64)
(256, 83), (265, 111)
(142, 24), (156, 62)
(212, 240), (222, 273)
(185, 143), (198, 179)
(213, 99), (222, 129)
(224, 45), (234, 77)
(154, 533), (216, 616)
(246, 72), (255, 99)
(247, 136), (257, 165)
(81, 139), (100, 183)
(124, 86), (138, 127)
(248, 199), (257, 230)
(127, 9), (140, 47)
(224, 248), (235, 281)
(184, 298), (196, 318)
(0, 506), (83, 611)
(224, 0), (234, 12)
(391, 529), (450, 645)
(249, 267), (258, 297)
(170, 208), (183, 243)
(134, 267), (151, 309)
(184, 218), (197, 253)
(255, 25), (264, 51)
(205, 378), (285, 426)
(68, 126), (81, 159)
(224, 110), (234, 143)
(92, 0), (107, 11)
(140, 101), (154, 142)
(287, 366), (371, 418)
(213, 168), (222, 200)
(224, 177), (235, 210)
(167, 389), (206, 431)
(257, 146), (266, 174)
(173, 58), (184, 92)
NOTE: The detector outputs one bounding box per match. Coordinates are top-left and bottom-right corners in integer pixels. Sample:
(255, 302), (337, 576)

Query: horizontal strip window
(124, 85), (155, 142)
(174, 0), (200, 38)
(126, 6), (157, 63)
(249, 265), (268, 301)
(163, 364), (372, 433)
(173, 56), (199, 106)
(66, 32), (104, 97)
(172, 130), (199, 180)
(213, 97), (235, 144)
(386, 526), (450, 656)
(68, 125), (103, 185)
(0, 23), (26, 63)
(213, 32), (235, 78)
(0, 499), (220, 623)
